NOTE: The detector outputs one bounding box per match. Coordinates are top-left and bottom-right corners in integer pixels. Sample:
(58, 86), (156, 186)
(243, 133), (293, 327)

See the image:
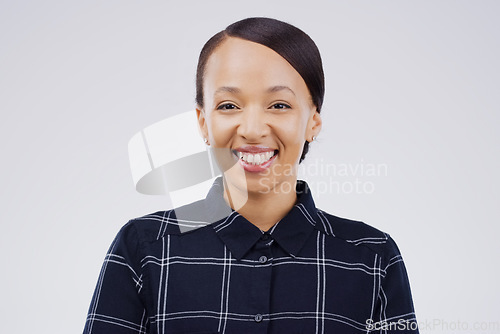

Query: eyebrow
(214, 85), (296, 96)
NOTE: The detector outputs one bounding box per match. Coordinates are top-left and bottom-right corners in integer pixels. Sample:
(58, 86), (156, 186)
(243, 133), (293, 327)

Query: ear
(306, 109), (322, 142)
(196, 106), (209, 141)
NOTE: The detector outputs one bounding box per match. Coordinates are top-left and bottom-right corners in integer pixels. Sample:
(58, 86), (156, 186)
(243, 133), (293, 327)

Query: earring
(312, 136), (317, 142)
(203, 138), (208, 144)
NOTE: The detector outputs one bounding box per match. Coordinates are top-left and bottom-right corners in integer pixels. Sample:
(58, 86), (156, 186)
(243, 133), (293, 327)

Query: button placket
(250, 235), (272, 331)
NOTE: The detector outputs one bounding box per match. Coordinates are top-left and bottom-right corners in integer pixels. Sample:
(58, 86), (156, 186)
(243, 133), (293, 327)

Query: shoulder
(316, 208), (402, 261)
(122, 199), (212, 243)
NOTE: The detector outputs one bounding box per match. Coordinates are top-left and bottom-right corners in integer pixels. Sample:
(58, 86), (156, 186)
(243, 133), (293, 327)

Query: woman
(84, 17), (418, 334)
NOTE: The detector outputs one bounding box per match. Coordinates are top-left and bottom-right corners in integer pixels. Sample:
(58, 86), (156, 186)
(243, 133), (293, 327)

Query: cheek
(207, 115), (235, 145)
(276, 115), (308, 146)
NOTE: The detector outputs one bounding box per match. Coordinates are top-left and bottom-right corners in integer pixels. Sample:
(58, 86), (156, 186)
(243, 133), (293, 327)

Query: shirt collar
(204, 177), (321, 260)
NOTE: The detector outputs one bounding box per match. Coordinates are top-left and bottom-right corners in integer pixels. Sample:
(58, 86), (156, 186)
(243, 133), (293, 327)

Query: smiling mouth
(232, 149), (279, 165)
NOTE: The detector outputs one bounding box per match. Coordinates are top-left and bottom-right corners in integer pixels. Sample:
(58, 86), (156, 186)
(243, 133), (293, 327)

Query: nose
(236, 108), (270, 142)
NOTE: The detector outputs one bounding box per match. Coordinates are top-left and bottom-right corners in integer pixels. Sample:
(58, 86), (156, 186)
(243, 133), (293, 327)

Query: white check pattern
(84, 178), (418, 333)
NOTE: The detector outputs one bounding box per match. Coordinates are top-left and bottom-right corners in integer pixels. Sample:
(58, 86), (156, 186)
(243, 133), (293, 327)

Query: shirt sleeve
(369, 236), (419, 333)
(83, 221), (150, 334)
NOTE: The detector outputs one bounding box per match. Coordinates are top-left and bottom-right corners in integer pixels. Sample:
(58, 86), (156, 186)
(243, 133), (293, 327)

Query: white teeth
(238, 151), (276, 165)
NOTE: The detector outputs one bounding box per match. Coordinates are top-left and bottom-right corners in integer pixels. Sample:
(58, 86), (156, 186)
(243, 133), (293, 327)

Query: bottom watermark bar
(366, 319), (419, 332)
(418, 318), (500, 332)
(365, 318), (500, 332)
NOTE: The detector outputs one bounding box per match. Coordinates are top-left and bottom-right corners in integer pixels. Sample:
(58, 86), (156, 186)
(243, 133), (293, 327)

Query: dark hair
(196, 17), (325, 163)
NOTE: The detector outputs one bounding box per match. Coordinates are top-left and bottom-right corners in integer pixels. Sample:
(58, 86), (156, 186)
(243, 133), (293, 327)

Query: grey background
(1, 1), (498, 333)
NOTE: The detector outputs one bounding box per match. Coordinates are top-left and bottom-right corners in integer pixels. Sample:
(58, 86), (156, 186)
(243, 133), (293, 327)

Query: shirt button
(259, 255), (268, 264)
(254, 314), (263, 322)
(261, 233), (270, 241)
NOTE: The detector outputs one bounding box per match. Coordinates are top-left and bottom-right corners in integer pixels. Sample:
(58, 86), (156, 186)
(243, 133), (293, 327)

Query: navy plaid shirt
(84, 177), (418, 333)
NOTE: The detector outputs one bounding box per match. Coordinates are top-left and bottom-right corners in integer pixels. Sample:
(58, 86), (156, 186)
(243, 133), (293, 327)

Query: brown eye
(217, 103), (238, 110)
(271, 103), (291, 109)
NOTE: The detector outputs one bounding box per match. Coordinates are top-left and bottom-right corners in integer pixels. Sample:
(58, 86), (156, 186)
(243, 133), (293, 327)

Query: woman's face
(197, 37), (321, 196)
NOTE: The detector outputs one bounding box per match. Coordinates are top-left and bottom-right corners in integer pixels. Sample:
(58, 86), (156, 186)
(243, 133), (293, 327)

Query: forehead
(203, 37), (308, 95)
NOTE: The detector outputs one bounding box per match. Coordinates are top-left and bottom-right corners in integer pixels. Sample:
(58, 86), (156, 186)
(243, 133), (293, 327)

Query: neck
(222, 176), (298, 231)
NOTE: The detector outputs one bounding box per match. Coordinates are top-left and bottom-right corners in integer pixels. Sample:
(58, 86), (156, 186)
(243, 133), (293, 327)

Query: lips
(235, 150), (276, 165)
(231, 146), (279, 172)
